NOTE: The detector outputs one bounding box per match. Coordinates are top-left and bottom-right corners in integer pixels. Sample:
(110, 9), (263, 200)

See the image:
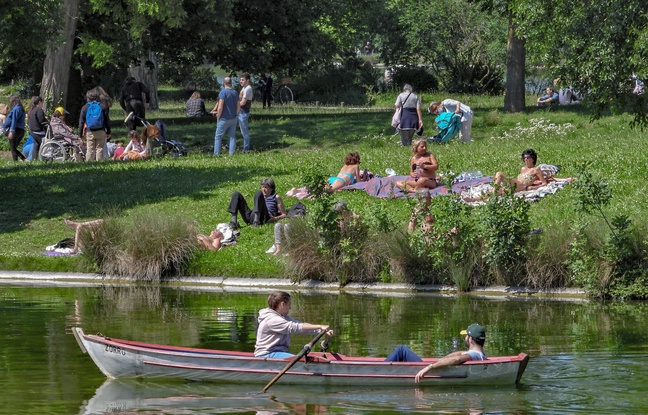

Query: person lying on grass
(196, 228), (224, 251)
(326, 151), (362, 192)
(64, 218), (104, 254)
(396, 139), (439, 193)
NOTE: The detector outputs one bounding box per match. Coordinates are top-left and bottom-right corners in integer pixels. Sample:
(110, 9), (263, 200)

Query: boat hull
(73, 327), (528, 386)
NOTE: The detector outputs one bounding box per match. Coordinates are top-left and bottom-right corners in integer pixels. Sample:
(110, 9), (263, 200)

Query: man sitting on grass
(536, 87), (559, 106)
(228, 178), (286, 229)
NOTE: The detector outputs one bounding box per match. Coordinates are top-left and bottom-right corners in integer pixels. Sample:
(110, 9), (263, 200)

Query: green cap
(460, 324), (486, 340)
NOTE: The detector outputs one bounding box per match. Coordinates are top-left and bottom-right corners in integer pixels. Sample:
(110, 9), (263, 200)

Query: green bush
(292, 59), (380, 105)
(479, 188), (531, 284)
(391, 66), (439, 93)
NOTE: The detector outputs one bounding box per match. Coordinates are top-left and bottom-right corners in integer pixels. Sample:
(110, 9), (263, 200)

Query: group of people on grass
(1, 76), (156, 162)
(254, 290), (487, 383)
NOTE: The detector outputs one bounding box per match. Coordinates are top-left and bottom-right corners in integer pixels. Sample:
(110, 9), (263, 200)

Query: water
(1, 284), (647, 414)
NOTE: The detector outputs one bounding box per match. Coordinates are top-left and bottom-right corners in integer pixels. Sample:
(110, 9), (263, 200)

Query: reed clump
(80, 210), (197, 282)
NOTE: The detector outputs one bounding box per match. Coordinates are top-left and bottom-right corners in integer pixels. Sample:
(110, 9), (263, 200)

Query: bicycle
(256, 77), (294, 105)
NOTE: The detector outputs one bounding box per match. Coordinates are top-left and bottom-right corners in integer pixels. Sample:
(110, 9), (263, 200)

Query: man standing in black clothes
(120, 76), (151, 130)
(260, 73), (273, 109)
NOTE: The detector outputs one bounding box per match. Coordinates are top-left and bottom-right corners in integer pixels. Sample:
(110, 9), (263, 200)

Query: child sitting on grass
(119, 130), (146, 160)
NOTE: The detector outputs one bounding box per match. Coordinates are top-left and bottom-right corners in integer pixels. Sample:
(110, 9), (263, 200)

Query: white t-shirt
(442, 98), (472, 114)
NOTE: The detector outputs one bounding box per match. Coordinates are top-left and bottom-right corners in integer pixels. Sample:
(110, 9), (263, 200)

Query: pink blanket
(341, 175), (492, 199)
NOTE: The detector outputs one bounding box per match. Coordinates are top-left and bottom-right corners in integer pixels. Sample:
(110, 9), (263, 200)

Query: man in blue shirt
(536, 87), (559, 106)
(211, 77), (240, 156)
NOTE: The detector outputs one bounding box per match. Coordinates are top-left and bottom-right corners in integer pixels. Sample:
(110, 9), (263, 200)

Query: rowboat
(73, 327), (529, 386)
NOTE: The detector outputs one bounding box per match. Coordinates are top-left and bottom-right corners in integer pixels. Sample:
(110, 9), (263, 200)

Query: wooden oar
(261, 329), (329, 393)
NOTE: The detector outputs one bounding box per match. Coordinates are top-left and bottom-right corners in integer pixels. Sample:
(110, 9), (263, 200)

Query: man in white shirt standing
(238, 72), (254, 152)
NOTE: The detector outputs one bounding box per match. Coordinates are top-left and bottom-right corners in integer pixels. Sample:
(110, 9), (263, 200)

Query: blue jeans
(259, 351), (294, 359)
(238, 111), (251, 151)
(214, 117), (238, 155)
(384, 345), (423, 362)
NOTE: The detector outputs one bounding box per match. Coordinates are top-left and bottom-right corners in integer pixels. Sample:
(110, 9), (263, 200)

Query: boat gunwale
(81, 332), (528, 368)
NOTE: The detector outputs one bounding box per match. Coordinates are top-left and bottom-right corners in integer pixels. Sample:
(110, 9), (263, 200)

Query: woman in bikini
(327, 151), (361, 192)
(494, 148), (547, 192)
(396, 139), (439, 193)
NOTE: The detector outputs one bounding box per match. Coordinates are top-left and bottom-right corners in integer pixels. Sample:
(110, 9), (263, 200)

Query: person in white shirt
(429, 99), (474, 143)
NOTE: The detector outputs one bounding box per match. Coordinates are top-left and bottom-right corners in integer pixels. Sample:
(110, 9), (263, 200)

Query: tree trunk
(504, 14), (526, 113)
(40, 0), (80, 113)
(128, 50), (159, 110)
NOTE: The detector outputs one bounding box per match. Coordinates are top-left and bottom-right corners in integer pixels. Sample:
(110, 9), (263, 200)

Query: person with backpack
(120, 76), (150, 130)
(429, 99), (474, 143)
(79, 87), (111, 161)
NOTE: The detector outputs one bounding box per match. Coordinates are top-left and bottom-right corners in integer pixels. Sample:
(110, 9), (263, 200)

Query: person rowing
(254, 291), (334, 358)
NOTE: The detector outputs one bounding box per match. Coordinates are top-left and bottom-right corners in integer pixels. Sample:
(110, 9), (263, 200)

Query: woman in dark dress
(394, 84), (423, 146)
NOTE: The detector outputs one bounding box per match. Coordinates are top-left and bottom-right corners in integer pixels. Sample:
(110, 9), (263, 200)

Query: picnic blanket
(460, 178), (573, 206)
(340, 175), (492, 199)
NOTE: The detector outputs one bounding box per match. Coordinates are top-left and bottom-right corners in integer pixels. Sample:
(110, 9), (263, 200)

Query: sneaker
(229, 220), (240, 230)
(266, 245), (277, 254)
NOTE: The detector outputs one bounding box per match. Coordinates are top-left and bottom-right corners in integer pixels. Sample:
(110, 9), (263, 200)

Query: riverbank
(0, 270), (587, 300)
(1, 95), (647, 298)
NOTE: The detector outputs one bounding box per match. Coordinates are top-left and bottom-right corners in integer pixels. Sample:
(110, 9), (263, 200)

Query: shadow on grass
(0, 160), (280, 234)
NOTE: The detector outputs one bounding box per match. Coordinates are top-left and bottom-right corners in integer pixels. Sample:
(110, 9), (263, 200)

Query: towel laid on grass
(460, 178), (573, 206)
(340, 175), (492, 199)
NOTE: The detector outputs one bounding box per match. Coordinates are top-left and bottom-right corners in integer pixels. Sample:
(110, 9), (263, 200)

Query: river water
(0, 284), (646, 414)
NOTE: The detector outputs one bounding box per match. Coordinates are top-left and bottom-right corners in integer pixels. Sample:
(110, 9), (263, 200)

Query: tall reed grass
(81, 210), (197, 282)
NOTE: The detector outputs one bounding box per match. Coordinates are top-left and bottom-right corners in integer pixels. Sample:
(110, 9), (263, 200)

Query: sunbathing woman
(396, 139), (438, 193)
(196, 228), (224, 251)
(64, 218), (104, 254)
(494, 148), (547, 192)
(327, 151), (361, 192)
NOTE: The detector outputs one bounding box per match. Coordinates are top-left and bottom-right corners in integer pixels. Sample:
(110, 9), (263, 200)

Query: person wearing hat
(384, 324), (487, 381)
(50, 106), (85, 161)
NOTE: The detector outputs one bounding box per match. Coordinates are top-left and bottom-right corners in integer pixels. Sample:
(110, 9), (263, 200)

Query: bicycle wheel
(278, 86), (293, 104)
(39, 141), (67, 162)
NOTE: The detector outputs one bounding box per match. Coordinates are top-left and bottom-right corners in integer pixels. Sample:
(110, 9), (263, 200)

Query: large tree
(515, 0), (648, 125)
(40, 0), (80, 111)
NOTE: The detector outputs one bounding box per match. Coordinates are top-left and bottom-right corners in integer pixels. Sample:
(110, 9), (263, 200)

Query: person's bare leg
(65, 219), (103, 254)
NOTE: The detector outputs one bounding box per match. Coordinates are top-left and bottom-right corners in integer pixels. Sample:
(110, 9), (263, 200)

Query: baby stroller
(152, 120), (187, 157)
(124, 113), (187, 157)
(39, 125), (85, 162)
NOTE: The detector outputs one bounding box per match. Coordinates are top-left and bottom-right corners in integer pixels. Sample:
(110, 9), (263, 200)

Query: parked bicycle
(256, 77), (294, 105)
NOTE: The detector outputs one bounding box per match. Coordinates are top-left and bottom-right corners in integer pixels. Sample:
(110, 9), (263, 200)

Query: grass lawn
(1, 91), (646, 282)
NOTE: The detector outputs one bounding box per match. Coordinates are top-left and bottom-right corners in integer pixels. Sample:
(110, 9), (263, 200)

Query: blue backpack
(428, 111), (461, 144)
(86, 101), (104, 130)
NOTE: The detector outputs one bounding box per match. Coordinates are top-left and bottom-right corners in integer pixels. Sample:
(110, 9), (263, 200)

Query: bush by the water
(80, 210), (197, 282)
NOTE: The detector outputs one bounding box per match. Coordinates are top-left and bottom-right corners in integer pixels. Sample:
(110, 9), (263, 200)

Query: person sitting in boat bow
(384, 323), (486, 383)
(254, 291), (334, 359)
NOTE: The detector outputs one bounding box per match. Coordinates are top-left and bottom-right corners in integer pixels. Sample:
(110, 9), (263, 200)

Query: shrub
(81, 210), (197, 282)
(292, 59), (380, 105)
(391, 66), (438, 93)
(479, 188), (531, 284)
(567, 162), (648, 299)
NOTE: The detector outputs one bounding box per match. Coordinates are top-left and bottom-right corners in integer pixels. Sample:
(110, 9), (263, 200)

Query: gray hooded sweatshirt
(254, 308), (317, 357)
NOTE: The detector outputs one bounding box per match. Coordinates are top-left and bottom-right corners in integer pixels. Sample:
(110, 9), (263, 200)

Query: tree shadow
(0, 161), (277, 234)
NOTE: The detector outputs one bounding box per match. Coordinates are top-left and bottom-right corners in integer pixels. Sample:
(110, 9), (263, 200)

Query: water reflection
(2, 285), (648, 414)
